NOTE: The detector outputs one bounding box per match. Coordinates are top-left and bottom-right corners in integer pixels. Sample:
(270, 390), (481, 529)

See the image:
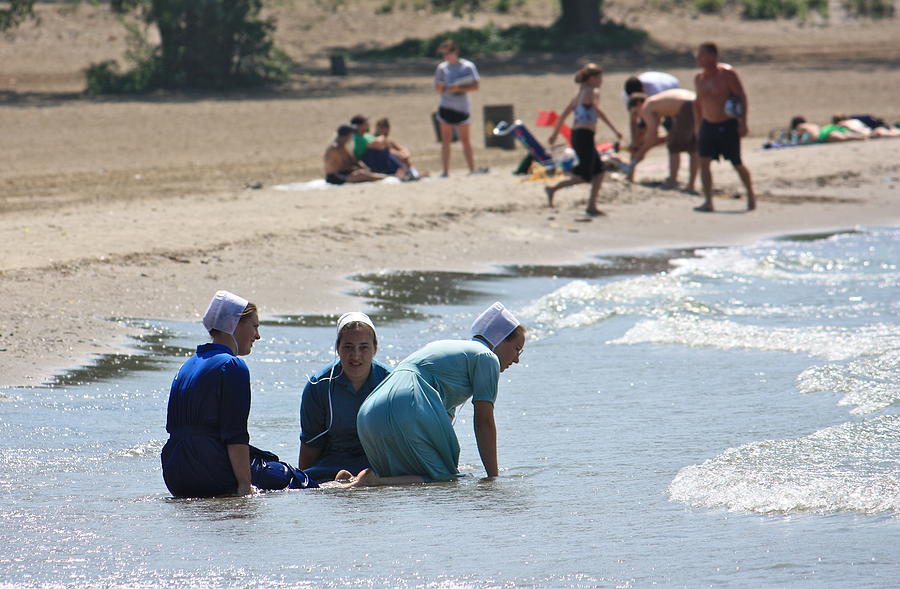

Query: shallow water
(2, 227), (898, 588)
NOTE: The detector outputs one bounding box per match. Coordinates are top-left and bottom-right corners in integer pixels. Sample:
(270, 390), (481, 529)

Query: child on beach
(544, 63), (623, 216)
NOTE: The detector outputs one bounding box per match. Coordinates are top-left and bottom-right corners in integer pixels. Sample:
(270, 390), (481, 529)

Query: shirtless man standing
(693, 42), (755, 212)
(324, 124), (387, 185)
(627, 88), (698, 191)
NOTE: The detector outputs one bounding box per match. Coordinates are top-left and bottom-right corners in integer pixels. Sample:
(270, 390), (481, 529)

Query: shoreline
(3, 138), (898, 388)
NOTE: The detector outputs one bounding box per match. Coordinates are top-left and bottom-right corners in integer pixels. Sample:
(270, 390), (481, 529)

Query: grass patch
(352, 21), (649, 59)
(688, 0), (829, 18)
(842, 0), (894, 17)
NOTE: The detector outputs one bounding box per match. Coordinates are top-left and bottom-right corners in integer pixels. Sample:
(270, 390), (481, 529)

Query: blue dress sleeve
(299, 377), (328, 448)
(470, 351), (500, 404)
(218, 358), (251, 445)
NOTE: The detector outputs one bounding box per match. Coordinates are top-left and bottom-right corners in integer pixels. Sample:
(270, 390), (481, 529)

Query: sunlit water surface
(2, 226), (898, 588)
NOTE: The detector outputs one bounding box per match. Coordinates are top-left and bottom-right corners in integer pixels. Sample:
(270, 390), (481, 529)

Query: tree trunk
(558, 0), (603, 34)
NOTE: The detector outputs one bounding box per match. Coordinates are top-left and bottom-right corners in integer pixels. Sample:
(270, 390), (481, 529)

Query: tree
(426, 1), (605, 34)
(558, 0), (604, 34)
(0, 0), (35, 31)
(87, 0), (289, 92)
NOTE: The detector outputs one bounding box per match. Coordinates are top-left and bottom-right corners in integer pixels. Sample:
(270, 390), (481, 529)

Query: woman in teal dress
(353, 302), (526, 485)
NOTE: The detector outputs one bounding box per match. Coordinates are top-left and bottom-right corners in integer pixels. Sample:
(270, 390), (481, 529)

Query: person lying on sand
(788, 116), (865, 144)
(324, 124), (388, 185)
(832, 114), (900, 139)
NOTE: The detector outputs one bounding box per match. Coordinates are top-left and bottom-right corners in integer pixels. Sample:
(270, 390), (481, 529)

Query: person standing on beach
(298, 312), (391, 483)
(544, 63), (623, 216)
(434, 39), (486, 177)
(693, 42), (755, 212)
(349, 302), (525, 486)
(622, 71), (681, 110)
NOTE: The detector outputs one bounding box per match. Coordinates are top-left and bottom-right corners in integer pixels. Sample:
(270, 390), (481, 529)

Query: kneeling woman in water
(352, 302), (526, 485)
(161, 290), (316, 497)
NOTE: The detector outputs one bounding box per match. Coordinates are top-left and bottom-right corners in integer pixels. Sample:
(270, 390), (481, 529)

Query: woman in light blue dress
(353, 302), (526, 485)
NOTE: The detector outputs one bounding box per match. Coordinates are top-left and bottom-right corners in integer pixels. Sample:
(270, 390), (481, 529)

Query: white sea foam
(798, 349), (900, 414)
(612, 317), (899, 361)
(671, 242), (900, 288)
(517, 275), (701, 341)
(668, 415), (900, 515)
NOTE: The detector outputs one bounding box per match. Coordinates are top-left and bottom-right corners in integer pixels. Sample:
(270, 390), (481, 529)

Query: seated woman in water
(349, 302), (526, 486)
(298, 312), (391, 483)
(161, 290), (317, 498)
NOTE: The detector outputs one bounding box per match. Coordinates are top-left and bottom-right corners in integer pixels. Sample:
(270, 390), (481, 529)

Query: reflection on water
(4, 229), (898, 588)
(503, 249), (698, 279)
(44, 322), (191, 389)
(775, 229), (862, 242)
(167, 494), (265, 522)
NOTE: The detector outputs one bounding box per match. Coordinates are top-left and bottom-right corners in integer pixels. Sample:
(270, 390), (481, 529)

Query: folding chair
(493, 119), (575, 182)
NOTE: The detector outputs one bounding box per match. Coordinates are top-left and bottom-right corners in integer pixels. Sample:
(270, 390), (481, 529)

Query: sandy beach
(2, 2), (899, 387)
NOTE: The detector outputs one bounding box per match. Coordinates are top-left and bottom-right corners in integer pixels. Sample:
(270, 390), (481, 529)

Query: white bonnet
(470, 301), (520, 349)
(336, 312), (377, 341)
(202, 290), (249, 335)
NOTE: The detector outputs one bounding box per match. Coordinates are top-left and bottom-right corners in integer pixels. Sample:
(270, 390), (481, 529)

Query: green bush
(842, 0), (894, 17)
(739, 0), (827, 18)
(354, 21), (648, 59)
(694, 0), (726, 13)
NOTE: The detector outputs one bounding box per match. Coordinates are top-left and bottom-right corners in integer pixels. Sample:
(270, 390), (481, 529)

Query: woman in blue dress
(353, 302), (526, 485)
(161, 290), (316, 497)
(298, 312), (391, 482)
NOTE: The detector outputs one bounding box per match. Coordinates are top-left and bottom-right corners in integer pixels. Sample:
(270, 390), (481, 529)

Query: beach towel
(273, 177), (402, 191)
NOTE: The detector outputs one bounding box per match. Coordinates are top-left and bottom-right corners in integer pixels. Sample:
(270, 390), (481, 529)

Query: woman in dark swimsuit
(544, 63), (622, 216)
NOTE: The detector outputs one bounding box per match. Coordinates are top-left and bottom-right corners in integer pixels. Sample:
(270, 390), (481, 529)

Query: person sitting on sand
(544, 63), (623, 216)
(349, 114), (409, 177)
(373, 117), (428, 180)
(324, 124), (388, 185)
(626, 89), (698, 191)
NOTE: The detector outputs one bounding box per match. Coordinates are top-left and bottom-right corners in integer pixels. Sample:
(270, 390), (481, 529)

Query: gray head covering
(202, 290), (249, 335)
(470, 302), (520, 349)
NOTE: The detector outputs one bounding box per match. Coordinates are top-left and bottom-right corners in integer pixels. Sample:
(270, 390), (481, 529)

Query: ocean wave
(668, 415), (900, 515)
(612, 317), (898, 361)
(670, 230), (900, 288)
(798, 349), (900, 415)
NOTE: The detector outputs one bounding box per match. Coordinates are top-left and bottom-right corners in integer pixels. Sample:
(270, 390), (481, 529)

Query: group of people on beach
(160, 290), (525, 497)
(545, 41), (755, 215)
(324, 39), (486, 185)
